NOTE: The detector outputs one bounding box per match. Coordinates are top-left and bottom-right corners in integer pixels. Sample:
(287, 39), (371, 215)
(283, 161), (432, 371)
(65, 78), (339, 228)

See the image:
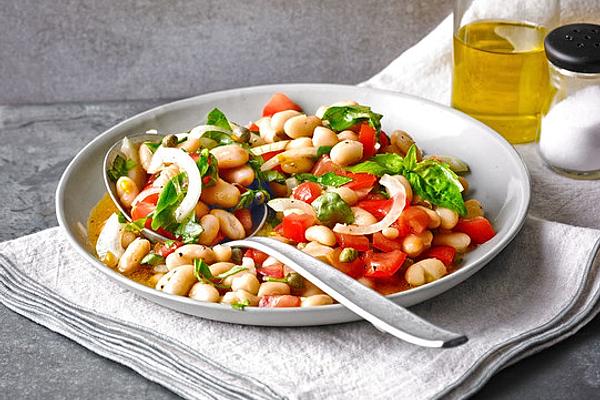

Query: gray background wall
(0, 0), (453, 104)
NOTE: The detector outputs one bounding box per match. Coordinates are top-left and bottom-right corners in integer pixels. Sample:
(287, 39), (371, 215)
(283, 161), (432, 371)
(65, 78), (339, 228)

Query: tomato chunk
(454, 217), (495, 245)
(262, 93), (303, 117)
(378, 131), (390, 148)
(259, 295), (301, 308)
(343, 172), (377, 191)
(256, 262), (285, 279)
(244, 249), (269, 266)
(358, 123), (377, 160)
(334, 233), (370, 252)
(396, 207), (430, 234)
(281, 213), (315, 243)
(292, 181), (322, 204)
(364, 250), (407, 279)
(423, 245), (456, 266)
(312, 155), (343, 176)
(327, 248), (365, 278)
(357, 199), (393, 220)
(372, 232), (403, 252)
(156, 240), (183, 257)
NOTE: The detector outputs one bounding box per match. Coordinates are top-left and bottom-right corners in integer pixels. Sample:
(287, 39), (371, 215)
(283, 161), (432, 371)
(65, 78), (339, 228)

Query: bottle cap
(545, 23), (600, 73)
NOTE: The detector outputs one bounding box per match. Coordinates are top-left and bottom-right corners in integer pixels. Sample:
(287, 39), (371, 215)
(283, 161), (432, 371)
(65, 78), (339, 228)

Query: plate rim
(55, 83), (531, 316)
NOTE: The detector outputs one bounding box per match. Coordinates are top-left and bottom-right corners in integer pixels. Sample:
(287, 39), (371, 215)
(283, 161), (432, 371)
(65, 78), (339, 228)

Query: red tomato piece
(357, 199), (393, 220)
(259, 295), (301, 308)
(256, 262), (285, 278)
(327, 248), (365, 278)
(343, 172), (377, 191)
(261, 150), (283, 162)
(379, 131), (390, 148)
(281, 213), (315, 243)
(358, 123), (377, 160)
(248, 122), (260, 132)
(423, 246), (456, 266)
(244, 249), (269, 266)
(372, 232), (403, 252)
(131, 202), (156, 220)
(364, 250), (407, 279)
(156, 240), (183, 257)
(311, 155), (343, 176)
(292, 181), (322, 204)
(334, 233), (370, 252)
(262, 93), (303, 117)
(234, 209), (253, 234)
(396, 207), (430, 234)
(454, 217), (496, 245)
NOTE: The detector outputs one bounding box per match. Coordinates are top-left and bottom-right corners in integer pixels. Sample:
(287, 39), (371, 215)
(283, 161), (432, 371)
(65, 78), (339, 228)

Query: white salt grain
(539, 85), (600, 172)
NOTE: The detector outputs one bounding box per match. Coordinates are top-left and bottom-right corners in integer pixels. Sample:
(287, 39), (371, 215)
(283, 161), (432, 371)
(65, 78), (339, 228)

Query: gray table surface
(1, 101), (599, 400)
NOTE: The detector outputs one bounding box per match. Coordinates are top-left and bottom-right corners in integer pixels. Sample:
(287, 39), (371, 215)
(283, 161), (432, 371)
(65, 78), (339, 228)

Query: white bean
(210, 144), (250, 169)
(166, 244), (216, 270)
(231, 273), (260, 295)
(405, 258), (447, 287)
(312, 127), (339, 148)
(435, 207), (459, 230)
(156, 264), (197, 295)
(464, 199), (484, 219)
(189, 283), (220, 303)
(198, 214), (220, 245)
(138, 143), (154, 171)
(351, 207), (378, 226)
(221, 290), (259, 306)
(210, 209), (245, 240)
(301, 294), (334, 307)
(327, 186), (358, 205)
(286, 137), (314, 150)
(212, 244), (232, 262)
(117, 238), (150, 274)
(200, 178), (241, 208)
(195, 201), (210, 219)
(304, 225), (336, 246)
(432, 232), (471, 252)
(382, 227), (399, 239)
(257, 117), (282, 143)
(337, 130), (358, 141)
(330, 140), (363, 166)
(257, 282), (291, 297)
(414, 206), (441, 229)
(220, 165), (255, 186)
(209, 262), (236, 276)
(402, 234), (424, 258)
(283, 115), (321, 139)
(271, 110), (302, 133)
(301, 280), (326, 296)
(116, 176), (139, 209)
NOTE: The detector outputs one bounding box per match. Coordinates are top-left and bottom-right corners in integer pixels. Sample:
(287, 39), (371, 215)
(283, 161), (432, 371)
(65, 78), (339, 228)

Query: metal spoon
(228, 236), (468, 348)
(103, 134), (268, 242)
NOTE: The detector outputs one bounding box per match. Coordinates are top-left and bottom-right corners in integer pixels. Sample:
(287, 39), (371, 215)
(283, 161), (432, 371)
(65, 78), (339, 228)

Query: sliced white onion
(250, 140), (290, 156)
(333, 174), (407, 235)
(96, 213), (125, 261)
(131, 186), (161, 208)
(267, 198), (317, 218)
(260, 147), (318, 171)
(147, 147), (202, 223)
(188, 124), (232, 139)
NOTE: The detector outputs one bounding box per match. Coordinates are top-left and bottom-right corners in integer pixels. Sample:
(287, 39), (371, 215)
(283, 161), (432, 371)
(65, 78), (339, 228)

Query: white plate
(55, 84), (530, 326)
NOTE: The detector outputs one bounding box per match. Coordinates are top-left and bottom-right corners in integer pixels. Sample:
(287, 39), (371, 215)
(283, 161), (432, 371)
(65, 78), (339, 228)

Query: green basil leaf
(406, 160), (467, 216)
(214, 266), (248, 280)
(311, 192), (354, 227)
(193, 258), (213, 282)
(124, 217), (148, 233)
(295, 172), (352, 187)
(233, 189), (270, 211)
(107, 155), (136, 182)
(205, 108), (232, 131)
(117, 212), (127, 224)
(195, 148), (219, 187)
(174, 217), (204, 244)
(347, 153), (405, 176)
(203, 130), (234, 146)
(262, 170), (286, 184)
(403, 144), (418, 171)
(231, 298), (250, 310)
(321, 105), (383, 132)
(151, 173), (186, 231)
(346, 161), (389, 176)
(316, 145), (333, 157)
(140, 253), (165, 266)
(144, 141), (161, 153)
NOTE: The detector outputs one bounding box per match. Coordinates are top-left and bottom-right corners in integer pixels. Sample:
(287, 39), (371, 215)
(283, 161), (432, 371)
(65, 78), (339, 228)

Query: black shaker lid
(545, 23), (600, 73)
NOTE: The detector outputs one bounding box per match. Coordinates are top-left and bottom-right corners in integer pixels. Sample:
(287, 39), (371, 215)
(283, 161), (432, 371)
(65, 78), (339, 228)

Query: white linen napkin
(3, 2), (600, 399)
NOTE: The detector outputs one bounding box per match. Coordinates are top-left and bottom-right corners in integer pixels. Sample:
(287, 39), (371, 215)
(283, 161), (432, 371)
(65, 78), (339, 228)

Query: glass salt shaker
(539, 23), (600, 179)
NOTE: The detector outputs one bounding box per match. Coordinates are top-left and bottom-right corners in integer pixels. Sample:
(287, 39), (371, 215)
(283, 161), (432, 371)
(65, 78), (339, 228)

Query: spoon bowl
(103, 134), (269, 243)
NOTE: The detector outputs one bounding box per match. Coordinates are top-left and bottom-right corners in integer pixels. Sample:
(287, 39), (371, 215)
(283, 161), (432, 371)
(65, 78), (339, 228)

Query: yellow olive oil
(452, 20), (551, 143)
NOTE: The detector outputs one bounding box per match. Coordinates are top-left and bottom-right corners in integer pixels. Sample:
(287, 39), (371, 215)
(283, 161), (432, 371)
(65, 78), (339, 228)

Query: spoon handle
(227, 236), (467, 348)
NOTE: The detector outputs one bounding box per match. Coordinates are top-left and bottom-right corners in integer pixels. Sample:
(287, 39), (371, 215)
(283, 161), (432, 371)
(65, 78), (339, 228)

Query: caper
(230, 247), (244, 264)
(233, 125), (251, 143)
(286, 272), (304, 289)
(339, 247), (358, 263)
(162, 134), (178, 148)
